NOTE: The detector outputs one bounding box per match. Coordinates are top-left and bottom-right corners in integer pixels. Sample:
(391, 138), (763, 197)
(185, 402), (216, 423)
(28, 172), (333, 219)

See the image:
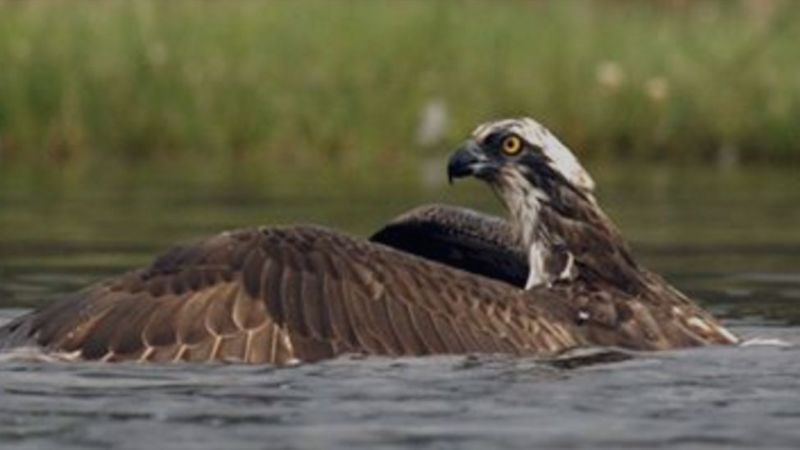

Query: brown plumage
(0, 117), (738, 364)
(0, 226), (604, 363)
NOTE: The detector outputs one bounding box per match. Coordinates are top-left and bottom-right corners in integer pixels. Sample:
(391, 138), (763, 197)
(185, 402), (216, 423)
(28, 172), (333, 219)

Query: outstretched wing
(370, 204), (528, 287)
(0, 226), (583, 364)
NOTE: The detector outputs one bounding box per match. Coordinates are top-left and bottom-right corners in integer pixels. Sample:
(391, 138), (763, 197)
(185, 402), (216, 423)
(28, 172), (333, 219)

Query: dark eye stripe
(482, 132), (503, 146)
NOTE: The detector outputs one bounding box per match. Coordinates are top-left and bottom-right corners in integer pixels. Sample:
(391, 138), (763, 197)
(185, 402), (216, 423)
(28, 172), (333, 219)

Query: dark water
(1, 163), (799, 449)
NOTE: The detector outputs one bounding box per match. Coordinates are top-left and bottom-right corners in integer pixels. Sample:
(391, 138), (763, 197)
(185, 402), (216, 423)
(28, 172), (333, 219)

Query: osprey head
(448, 118), (600, 290)
(447, 117), (595, 196)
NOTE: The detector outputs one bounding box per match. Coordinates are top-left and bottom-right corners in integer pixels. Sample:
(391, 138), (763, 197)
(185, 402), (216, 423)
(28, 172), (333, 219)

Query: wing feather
(204, 283), (239, 336)
(319, 269), (359, 350)
(342, 285), (390, 354)
(405, 307), (448, 353)
(142, 295), (184, 348)
(176, 289), (215, 346)
(299, 257), (330, 341)
(216, 333), (247, 362)
(0, 226), (595, 364)
(382, 296), (426, 354)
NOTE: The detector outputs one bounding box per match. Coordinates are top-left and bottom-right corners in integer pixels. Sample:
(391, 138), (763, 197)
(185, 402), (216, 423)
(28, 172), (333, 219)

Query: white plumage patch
(716, 326), (740, 344)
(525, 241), (546, 290)
(0, 347), (82, 363)
(559, 252), (576, 280)
(673, 306), (739, 344)
(687, 316), (713, 333)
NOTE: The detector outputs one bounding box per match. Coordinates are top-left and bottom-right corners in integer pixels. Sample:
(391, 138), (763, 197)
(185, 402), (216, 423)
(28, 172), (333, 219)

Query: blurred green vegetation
(0, 0), (798, 172)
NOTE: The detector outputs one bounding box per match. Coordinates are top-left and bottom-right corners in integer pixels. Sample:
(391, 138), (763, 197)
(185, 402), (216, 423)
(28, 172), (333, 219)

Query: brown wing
(370, 204), (528, 287)
(0, 226), (586, 364)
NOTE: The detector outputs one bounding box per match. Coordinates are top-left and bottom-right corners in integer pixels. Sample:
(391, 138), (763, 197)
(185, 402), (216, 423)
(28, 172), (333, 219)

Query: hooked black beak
(447, 140), (492, 184)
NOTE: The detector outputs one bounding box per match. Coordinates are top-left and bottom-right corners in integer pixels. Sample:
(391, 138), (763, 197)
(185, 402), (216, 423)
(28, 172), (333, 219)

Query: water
(1, 163), (799, 449)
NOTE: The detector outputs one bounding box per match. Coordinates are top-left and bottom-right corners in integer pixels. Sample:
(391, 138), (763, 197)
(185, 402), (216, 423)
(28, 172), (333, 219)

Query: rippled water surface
(1, 163), (799, 449)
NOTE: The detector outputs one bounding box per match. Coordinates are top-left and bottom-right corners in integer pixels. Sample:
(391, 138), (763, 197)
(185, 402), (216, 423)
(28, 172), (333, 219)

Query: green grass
(0, 0), (799, 171)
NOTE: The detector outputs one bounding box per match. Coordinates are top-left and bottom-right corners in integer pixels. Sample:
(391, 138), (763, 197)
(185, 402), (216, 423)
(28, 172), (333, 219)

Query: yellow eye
(501, 135), (522, 155)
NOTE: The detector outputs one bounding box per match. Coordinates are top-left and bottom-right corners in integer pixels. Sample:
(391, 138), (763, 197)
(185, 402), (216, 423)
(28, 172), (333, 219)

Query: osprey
(0, 118), (737, 364)
(391, 117), (737, 345)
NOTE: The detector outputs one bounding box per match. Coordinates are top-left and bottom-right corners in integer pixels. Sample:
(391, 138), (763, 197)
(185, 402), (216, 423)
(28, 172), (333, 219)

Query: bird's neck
(494, 179), (562, 290)
(513, 197), (574, 290)
(499, 175), (642, 292)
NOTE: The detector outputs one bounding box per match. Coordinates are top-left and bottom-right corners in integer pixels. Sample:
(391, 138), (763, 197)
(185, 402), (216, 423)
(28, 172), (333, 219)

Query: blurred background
(1, 0), (798, 174)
